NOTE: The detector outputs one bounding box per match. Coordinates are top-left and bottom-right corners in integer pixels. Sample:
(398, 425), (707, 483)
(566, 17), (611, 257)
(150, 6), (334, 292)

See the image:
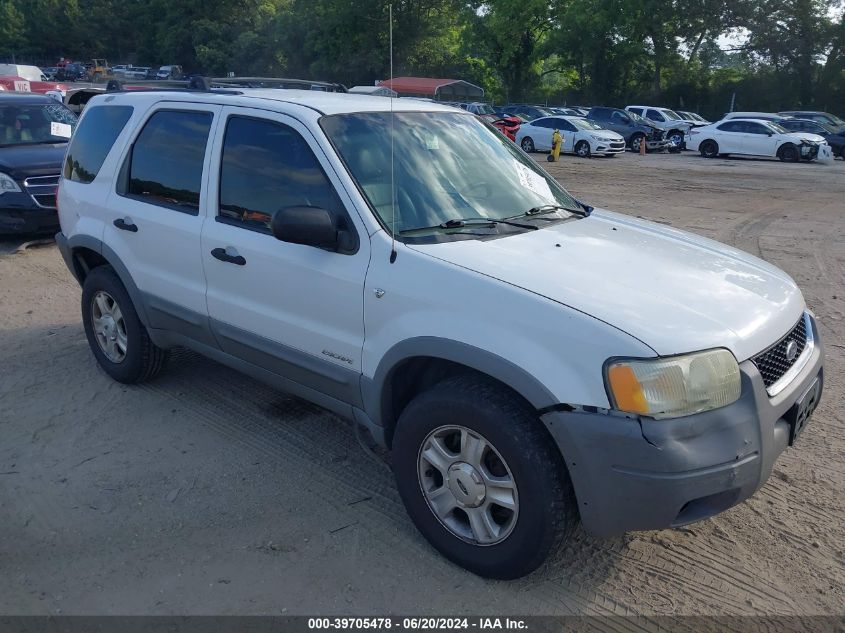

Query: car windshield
(662, 109), (682, 120)
(766, 122), (789, 134)
(627, 111), (647, 123)
(0, 103), (77, 147)
(571, 118), (602, 130)
(475, 104), (495, 115)
(826, 114), (845, 126)
(321, 111), (581, 238)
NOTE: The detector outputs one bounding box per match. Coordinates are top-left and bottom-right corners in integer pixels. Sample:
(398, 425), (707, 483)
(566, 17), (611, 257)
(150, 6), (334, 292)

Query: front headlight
(605, 349), (741, 419)
(0, 171), (22, 195)
(591, 135), (611, 141)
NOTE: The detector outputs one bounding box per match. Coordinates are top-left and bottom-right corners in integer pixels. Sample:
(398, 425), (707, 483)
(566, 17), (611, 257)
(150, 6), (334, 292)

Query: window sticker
(512, 159), (555, 202)
(51, 122), (73, 138)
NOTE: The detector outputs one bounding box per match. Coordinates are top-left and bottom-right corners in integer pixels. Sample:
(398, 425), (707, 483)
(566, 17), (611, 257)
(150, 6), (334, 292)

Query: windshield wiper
(399, 217), (538, 235)
(507, 204), (587, 221)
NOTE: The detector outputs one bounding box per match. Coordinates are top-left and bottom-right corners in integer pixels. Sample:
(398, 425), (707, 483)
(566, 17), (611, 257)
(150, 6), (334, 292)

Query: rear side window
(63, 105), (133, 183)
(124, 110), (213, 214)
(218, 116), (345, 233)
(717, 121), (742, 132)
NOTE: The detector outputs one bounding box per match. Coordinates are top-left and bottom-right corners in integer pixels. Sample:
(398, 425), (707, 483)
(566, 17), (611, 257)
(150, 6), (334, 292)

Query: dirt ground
(1, 151), (843, 617)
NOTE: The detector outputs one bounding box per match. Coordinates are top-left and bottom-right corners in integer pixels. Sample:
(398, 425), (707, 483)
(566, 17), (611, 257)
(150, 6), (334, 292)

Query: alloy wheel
(417, 425), (519, 545)
(90, 290), (128, 363)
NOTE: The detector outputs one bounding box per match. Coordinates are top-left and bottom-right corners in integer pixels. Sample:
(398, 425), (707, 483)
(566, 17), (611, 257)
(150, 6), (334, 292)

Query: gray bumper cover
(542, 316), (824, 537)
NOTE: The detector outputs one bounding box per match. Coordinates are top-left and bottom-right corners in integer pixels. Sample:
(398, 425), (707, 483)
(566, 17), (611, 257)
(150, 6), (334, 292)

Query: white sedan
(516, 115), (626, 157)
(688, 118), (828, 162)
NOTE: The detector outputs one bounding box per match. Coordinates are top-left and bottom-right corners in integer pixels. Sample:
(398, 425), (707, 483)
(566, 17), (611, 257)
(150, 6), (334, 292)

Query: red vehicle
(478, 113), (521, 142)
(0, 76), (69, 97)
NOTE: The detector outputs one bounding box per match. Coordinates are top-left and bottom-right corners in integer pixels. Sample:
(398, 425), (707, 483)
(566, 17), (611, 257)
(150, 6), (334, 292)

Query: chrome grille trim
(753, 312), (814, 397)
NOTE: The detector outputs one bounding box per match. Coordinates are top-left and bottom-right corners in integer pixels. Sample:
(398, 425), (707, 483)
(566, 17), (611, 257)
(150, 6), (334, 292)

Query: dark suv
(778, 111), (845, 134)
(0, 93), (78, 234)
(586, 107), (667, 152)
(778, 118), (845, 158)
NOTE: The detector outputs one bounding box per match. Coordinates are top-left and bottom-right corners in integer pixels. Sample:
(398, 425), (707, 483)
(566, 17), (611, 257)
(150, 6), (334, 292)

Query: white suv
(56, 86), (824, 579)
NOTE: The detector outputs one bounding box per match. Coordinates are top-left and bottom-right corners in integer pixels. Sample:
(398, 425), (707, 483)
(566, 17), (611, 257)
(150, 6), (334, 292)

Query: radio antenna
(388, 3), (397, 264)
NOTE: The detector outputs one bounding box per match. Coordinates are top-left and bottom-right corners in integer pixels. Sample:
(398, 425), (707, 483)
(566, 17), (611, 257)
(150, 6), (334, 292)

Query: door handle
(211, 247), (246, 266)
(113, 218), (138, 232)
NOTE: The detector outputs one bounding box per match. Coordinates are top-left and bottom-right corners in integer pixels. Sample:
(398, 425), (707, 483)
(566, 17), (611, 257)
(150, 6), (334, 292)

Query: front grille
(752, 316), (808, 389)
(23, 174), (60, 209)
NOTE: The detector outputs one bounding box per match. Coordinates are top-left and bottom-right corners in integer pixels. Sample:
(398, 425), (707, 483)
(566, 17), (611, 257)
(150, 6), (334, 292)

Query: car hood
(590, 129), (624, 141)
(0, 143), (66, 180)
(409, 210), (804, 361)
(784, 132), (827, 144)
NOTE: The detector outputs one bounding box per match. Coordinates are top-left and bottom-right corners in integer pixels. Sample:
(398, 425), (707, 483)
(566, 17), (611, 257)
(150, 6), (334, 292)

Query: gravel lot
(1, 151), (843, 617)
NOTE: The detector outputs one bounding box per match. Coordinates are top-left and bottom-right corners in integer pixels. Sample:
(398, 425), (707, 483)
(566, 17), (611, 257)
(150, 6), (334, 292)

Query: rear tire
(700, 140), (719, 158)
(778, 143), (799, 162)
(81, 266), (168, 384)
(392, 374), (578, 579)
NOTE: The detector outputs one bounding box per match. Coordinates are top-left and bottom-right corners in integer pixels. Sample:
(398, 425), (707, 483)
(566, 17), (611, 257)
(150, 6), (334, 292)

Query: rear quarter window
(63, 105), (133, 183)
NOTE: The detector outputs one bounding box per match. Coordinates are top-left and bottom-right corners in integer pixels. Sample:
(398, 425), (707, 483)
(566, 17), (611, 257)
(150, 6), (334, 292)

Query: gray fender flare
(361, 336), (560, 429)
(65, 234), (151, 328)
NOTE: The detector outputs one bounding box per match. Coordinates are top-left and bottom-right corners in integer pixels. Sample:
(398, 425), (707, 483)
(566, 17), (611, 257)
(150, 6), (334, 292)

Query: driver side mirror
(272, 206), (338, 250)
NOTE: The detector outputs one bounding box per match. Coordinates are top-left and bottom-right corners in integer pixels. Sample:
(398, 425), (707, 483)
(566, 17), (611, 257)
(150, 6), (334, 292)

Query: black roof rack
(105, 76), (347, 94)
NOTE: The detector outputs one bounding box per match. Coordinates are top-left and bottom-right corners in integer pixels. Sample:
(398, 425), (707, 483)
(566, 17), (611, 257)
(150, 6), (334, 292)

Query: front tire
(575, 140), (591, 158)
(630, 133), (645, 153)
(700, 139), (719, 158)
(392, 375), (577, 579)
(778, 143), (799, 162)
(81, 266), (168, 384)
(520, 137), (535, 153)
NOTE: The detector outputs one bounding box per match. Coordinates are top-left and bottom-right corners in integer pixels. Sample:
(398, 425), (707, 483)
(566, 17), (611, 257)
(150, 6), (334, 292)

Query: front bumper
(0, 191), (59, 234)
(542, 315), (824, 537)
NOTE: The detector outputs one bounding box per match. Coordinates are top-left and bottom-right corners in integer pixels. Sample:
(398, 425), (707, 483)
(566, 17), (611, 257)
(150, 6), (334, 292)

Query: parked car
(0, 92), (77, 233)
(548, 107), (585, 117)
(720, 111), (790, 123)
(64, 87), (106, 114)
(586, 106), (667, 152)
(503, 105), (554, 121)
(677, 111), (711, 126)
(516, 115), (625, 157)
(55, 63), (86, 82)
(777, 118), (845, 158)
(482, 114), (522, 142)
(778, 111), (845, 134)
(123, 66), (151, 80)
(0, 64), (48, 82)
(42, 67), (59, 80)
(57, 89), (824, 580)
(111, 64), (129, 77)
(156, 65), (183, 80)
(625, 106), (692, 149)
(0, 75), (69, 97)
(461, 102), (491, 115)
(688, 118), (828, 162)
